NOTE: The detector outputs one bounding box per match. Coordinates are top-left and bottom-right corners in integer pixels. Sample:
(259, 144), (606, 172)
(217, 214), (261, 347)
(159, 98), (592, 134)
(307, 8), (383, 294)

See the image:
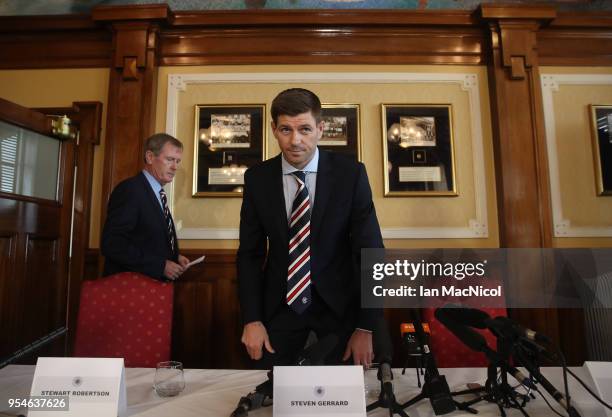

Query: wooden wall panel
(0, 15), (111, 69)
(160, 27), (486, 66)
(22, 237), (63, 345)
(170, 250), (250, 369)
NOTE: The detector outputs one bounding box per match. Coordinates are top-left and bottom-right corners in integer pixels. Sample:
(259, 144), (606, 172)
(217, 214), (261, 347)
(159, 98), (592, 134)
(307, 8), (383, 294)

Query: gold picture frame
(381, 104), (457, 197)
(193, 104), (267, 197)
(589, 104), (612, 196)
(319, 104), (362, 161)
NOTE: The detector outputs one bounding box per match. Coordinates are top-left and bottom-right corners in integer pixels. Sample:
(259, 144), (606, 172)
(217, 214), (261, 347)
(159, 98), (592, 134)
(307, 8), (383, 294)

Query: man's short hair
(271, 88), (322, 124)
(143, 133), (183, 163)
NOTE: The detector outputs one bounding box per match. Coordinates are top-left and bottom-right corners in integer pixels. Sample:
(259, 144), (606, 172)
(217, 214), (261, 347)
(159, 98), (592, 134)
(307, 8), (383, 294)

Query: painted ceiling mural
(0, 0), (610, 15)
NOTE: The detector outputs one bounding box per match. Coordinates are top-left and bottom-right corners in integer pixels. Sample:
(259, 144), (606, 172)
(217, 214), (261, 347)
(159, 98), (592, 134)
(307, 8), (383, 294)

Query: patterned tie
(159, 189), (176, 254)
(286, 171), (312, 314)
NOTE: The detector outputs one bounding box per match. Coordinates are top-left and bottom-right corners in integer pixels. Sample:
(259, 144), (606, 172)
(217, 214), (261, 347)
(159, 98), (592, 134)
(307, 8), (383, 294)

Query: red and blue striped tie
(286, 171), (312, 314)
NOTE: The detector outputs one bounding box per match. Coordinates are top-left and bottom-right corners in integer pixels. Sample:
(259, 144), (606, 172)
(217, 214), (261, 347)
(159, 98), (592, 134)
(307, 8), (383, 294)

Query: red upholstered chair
(423, 307), (508, 368)
(74, 272), (174, 367)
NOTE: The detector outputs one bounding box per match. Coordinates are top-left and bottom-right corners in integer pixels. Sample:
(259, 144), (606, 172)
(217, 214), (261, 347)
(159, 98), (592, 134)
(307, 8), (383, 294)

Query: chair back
(74, 272), (173, 367)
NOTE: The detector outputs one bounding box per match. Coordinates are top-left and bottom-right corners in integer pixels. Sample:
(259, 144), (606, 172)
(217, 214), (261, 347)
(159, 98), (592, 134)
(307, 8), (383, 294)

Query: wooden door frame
(33, 102), (103, 356)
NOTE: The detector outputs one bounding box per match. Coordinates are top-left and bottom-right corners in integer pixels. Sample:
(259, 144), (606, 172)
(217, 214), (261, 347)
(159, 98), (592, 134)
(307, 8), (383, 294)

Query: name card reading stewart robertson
(29, 357), (126, 417)
(274, 365), (365, 416)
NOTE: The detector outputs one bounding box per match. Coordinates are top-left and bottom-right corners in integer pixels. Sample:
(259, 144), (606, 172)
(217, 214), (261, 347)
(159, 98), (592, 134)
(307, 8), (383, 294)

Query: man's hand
(342, 329), (374, 368)
(178, 255), (190, 268)
(164, 260), (185, 280)
(241, 321), (275, 360)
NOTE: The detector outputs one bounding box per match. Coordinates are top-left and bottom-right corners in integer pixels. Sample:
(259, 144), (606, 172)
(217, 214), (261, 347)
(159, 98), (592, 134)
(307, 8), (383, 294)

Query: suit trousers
(254, 287), (356, 369)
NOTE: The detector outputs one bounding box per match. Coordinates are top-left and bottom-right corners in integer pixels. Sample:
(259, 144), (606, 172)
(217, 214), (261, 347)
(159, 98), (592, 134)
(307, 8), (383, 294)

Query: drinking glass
(154, 361), (185, 397)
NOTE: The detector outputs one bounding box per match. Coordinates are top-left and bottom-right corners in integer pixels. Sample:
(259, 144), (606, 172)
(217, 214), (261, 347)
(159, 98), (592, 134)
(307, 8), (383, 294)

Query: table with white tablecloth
(0, 365), (607, 417)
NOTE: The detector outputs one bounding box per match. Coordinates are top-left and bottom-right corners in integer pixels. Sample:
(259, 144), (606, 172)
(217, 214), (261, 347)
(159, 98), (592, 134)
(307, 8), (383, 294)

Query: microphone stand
(366, 362), (410, 417)
(230, 370), (273, 417)
(400, 310), (475, 415)
(453, 332), (532, 417)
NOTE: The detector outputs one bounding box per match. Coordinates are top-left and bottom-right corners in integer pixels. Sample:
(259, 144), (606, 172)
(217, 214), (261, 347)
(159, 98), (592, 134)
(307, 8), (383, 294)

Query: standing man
(102, 133), (189, 281)
(238, 88), (384, 369)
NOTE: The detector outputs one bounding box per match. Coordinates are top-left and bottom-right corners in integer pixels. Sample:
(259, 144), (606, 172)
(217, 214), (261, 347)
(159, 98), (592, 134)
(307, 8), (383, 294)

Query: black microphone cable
(564, 368), (612, 411)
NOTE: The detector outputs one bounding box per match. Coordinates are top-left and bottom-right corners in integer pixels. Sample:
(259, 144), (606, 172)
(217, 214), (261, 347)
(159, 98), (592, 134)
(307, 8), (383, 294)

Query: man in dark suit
(238, 88), (384, 368)
(101, 133), (189, 281)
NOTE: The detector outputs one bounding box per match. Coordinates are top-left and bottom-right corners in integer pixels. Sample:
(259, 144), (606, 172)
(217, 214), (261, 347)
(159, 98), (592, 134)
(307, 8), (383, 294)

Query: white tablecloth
(0, 365), (607, 417)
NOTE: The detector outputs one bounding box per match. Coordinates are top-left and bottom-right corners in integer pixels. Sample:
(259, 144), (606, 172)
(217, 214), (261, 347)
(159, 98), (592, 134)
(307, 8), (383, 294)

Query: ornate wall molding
(541, 73), (612, 237)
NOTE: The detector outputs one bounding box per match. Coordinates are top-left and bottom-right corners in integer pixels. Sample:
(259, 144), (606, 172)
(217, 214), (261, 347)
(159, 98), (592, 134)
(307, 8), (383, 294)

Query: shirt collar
(281, 147), (319, 175)
(142, 169), (164, 195)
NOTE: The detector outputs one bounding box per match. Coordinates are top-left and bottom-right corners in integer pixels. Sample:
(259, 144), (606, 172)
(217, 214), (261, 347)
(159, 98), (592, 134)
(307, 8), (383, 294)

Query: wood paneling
(1, 8), (611, 69)
(159, 27), (486, 66)
(173, 250), (249, 369)
(0, 15), (111, 69)
(170, 9), (479, 27)
(93, 8), (166, 218)
(0, 100), (79, 363)
(480, 4), (587, 365)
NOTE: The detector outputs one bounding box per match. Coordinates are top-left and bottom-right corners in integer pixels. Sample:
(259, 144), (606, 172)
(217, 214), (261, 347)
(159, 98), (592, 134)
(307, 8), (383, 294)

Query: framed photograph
(193, 104), (266, 197)
(589, 105), (612, 196)
(381, 104), (457, 196)
(319, 104), (362, 161)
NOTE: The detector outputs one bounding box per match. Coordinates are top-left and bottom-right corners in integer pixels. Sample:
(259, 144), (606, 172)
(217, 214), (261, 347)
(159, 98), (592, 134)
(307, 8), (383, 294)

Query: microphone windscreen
(434, 307), (488, 352)
(436, 304), (490, 329)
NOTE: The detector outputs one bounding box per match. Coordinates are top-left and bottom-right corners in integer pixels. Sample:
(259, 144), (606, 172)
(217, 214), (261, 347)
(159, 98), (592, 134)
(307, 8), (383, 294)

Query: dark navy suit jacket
(237, 150), (384, 331)
(101, 172), (178, 280)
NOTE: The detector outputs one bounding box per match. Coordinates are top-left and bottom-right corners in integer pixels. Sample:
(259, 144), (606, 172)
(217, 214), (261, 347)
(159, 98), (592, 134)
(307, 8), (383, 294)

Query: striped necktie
(286, 171), (312, 314)
(159, 189), (176, 254)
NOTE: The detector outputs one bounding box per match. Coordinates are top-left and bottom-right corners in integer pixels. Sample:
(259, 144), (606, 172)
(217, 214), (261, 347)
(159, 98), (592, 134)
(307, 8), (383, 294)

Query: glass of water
(154, 361), (185, 397)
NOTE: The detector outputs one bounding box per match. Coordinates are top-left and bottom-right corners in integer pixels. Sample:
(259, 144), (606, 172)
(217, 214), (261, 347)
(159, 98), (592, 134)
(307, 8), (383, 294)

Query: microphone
(409, 313), (455, 415)
(230, 334), (339, 416)
(486, 316), (552, 344)
(434, 307), (537, 390)
(230, 374), (273, 417)
(434, 307), (489, 353)
(435, 304), (490, 329)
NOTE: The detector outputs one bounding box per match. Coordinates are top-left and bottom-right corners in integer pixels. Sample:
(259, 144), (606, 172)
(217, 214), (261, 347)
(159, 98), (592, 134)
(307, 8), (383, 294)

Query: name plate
(273, 365), (365, 416)
(29, 357), (126, 417)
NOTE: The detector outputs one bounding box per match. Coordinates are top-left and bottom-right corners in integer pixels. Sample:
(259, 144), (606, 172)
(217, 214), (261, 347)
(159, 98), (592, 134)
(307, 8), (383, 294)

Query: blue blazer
(237, 150), (384, 331)
(101, 172), (178, 280)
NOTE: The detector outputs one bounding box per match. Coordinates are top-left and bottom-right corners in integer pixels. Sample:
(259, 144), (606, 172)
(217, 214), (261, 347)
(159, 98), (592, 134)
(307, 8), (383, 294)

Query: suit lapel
(270, 155), (289, 245)
(310, 150), (333, 243)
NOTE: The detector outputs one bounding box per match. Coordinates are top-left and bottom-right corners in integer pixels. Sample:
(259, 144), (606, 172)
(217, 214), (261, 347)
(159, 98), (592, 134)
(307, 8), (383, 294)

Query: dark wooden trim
(550, 12), (612, 28)
(0, 192), (61, 207)
(92, 4), (171, 22)
(0, 97), (54, 136)
(537, 28), (612, 66)
(479, 4), (556, 20)
(99, 20), (160, 230)
(0, 30), (112, 69)
(159, 26), (487, 66)
(32, 103), (103, 357)
(170, 9), (478, 27)
(1, 7), (611, 69)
